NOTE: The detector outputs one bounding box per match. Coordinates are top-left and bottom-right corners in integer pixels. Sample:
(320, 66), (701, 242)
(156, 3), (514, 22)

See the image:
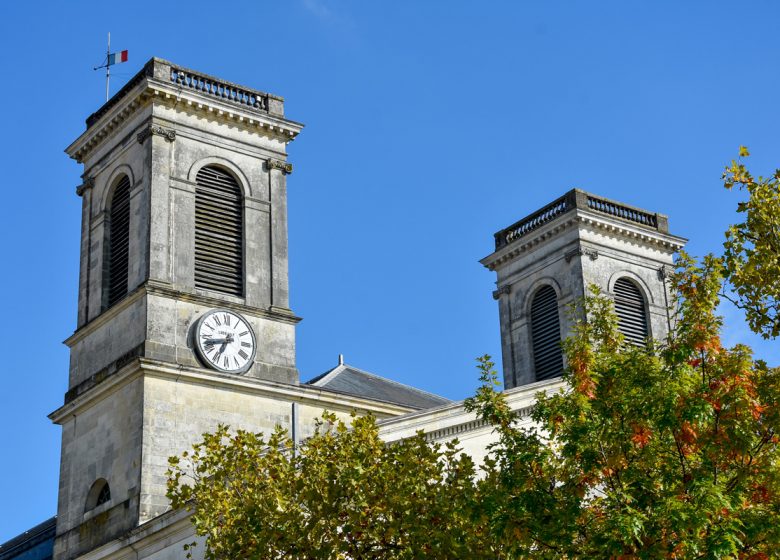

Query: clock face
(194, 309), (257, 374)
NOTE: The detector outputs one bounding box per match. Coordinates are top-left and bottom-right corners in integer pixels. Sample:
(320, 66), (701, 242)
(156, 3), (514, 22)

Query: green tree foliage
(168, 154), (780, 558)
(722, 146), (780, 339)
(466, 256), (780, 559)
(167, 413), (498, 560)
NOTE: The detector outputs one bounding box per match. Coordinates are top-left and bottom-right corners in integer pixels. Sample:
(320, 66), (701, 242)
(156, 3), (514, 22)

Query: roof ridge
(337, 363), (451, 402)
(305, 364), (347, 387)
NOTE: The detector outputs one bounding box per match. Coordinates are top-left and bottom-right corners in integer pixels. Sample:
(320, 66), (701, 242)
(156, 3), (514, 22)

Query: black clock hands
(203, 335), (235, 345)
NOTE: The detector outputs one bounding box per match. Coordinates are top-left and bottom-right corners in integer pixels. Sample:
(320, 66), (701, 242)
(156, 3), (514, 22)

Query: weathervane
(93, 32), (128, 102)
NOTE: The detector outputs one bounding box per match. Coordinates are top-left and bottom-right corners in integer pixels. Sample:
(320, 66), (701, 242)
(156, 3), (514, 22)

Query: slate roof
(0, 516), (56, 560)
(306, 359), (451, 410)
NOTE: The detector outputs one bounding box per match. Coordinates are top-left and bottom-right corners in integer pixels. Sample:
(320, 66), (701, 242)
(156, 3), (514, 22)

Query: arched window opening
(530, 285), (563, 381)
(106, 175), (131, 308)
(194, 166), (244, 297)
(85, 479), (111, 512)
(613, 277), (649, 346)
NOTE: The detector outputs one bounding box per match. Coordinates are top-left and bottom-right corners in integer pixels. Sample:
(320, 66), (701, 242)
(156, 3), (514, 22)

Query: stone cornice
(49, 358), (414, 425)
(481, 209), (687, 271)
(64, 280), (302, 348)
(378, 377), (565, 442)
(66, 59), (304, 164)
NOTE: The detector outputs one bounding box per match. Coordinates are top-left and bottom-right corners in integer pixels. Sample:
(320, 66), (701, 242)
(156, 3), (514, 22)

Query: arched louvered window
(530, 285), (564, 381)
(105, 175), (131, 308)
(85, 479), (111, 512)
(194, 166), (244, 297)
(614, 277), (649, 346)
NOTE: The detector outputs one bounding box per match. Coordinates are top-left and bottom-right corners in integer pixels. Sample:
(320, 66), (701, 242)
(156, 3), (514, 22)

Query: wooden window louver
(106, 175), (131, 308)
(614, 278), (649, 346)
(530, 285), (564, 381)
(195, 166), (244, 297)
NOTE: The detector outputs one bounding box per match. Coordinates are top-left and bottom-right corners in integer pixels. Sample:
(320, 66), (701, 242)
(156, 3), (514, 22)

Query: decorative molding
(492, 285), (511, 300)
(76, 177), (95, 196)
(64, 280), (302, 349)
(64, 343), (145, 404)
(481, 213), (686, 271)
(421, 404), (535, 443)
(565, 247), (599, 263)
(67, 76), (303, 164)
(266, 158), (293, 174)
(137, 124), (176, 144)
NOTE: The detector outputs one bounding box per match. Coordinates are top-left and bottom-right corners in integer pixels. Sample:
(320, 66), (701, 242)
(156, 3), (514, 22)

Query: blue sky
(2, 0), (779, 541)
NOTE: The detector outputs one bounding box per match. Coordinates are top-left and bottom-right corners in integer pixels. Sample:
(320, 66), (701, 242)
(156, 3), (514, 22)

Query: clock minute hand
(204, 337), (229, 344)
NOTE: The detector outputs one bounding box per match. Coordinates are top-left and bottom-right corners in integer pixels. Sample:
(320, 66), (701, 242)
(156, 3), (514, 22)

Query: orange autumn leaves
(466, 253), (780, 558)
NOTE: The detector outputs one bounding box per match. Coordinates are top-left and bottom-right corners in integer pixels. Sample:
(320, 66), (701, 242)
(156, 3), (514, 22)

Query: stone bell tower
(51, 58), (304, 559)
(481, 189), (687, 389)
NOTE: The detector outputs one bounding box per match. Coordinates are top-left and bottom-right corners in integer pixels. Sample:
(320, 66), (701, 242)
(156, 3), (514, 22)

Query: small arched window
(85, 479), (111, 512)
(530, 285), (564, 381)
(105, 175), (131, 308)
(194, 166), (244, 297)
(613, 277), (649, 346)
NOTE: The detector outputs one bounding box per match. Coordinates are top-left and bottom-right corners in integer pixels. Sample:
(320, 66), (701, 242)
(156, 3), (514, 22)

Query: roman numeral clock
(194, 309), (257, 374)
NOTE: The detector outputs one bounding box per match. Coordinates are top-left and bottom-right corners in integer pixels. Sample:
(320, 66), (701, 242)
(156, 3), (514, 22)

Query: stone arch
(188, 157), (252, 198)
(84, 478), (111, 512)
(100, 164), (135, 213)
(607, 270), (654, 305)
(523, 277), (564, 317)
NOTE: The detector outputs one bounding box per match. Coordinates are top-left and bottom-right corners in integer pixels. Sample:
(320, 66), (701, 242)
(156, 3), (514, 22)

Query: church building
(0, 59), (685, 560)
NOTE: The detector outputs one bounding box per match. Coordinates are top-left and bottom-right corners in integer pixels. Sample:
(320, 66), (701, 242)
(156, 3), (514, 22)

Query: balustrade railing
(86, 58), (277, 128)
(494, 189), (667, 250)
(494, 192), (575, 250)
(586, 195), (658, 229)
(170, 67), (267, 111)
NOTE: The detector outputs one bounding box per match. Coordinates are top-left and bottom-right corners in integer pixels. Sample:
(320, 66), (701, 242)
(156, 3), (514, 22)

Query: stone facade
(481, 189), (686, 389)
(65, 58), (301, 388)
(50, 59), (422, 560)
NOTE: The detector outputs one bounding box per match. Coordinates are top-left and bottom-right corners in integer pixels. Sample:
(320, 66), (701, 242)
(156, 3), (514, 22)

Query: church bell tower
(481, 189), (687, 389)
(51, 58), (304, 559)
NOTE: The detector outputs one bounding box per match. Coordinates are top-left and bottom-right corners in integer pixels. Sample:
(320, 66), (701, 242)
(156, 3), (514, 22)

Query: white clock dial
(194, 309), (256, 374)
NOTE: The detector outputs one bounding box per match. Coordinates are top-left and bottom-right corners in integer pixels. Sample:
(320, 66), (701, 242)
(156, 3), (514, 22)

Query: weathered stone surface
(482, 192), (687, 389)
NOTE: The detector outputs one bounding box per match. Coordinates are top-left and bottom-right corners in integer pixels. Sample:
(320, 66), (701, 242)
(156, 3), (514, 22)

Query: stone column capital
(565, 247), (599, 263)
(266, 158), (293, 175)
(76, 177), (95, 197)
(492, 285), (511, 300)
(137, 125), (176, 145)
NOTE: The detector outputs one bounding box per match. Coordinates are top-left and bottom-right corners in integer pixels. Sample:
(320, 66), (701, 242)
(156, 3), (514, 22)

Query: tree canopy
(721, 146), (780, 339)
(465, 256), (780, 558)
(167, 413), (498, 560)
